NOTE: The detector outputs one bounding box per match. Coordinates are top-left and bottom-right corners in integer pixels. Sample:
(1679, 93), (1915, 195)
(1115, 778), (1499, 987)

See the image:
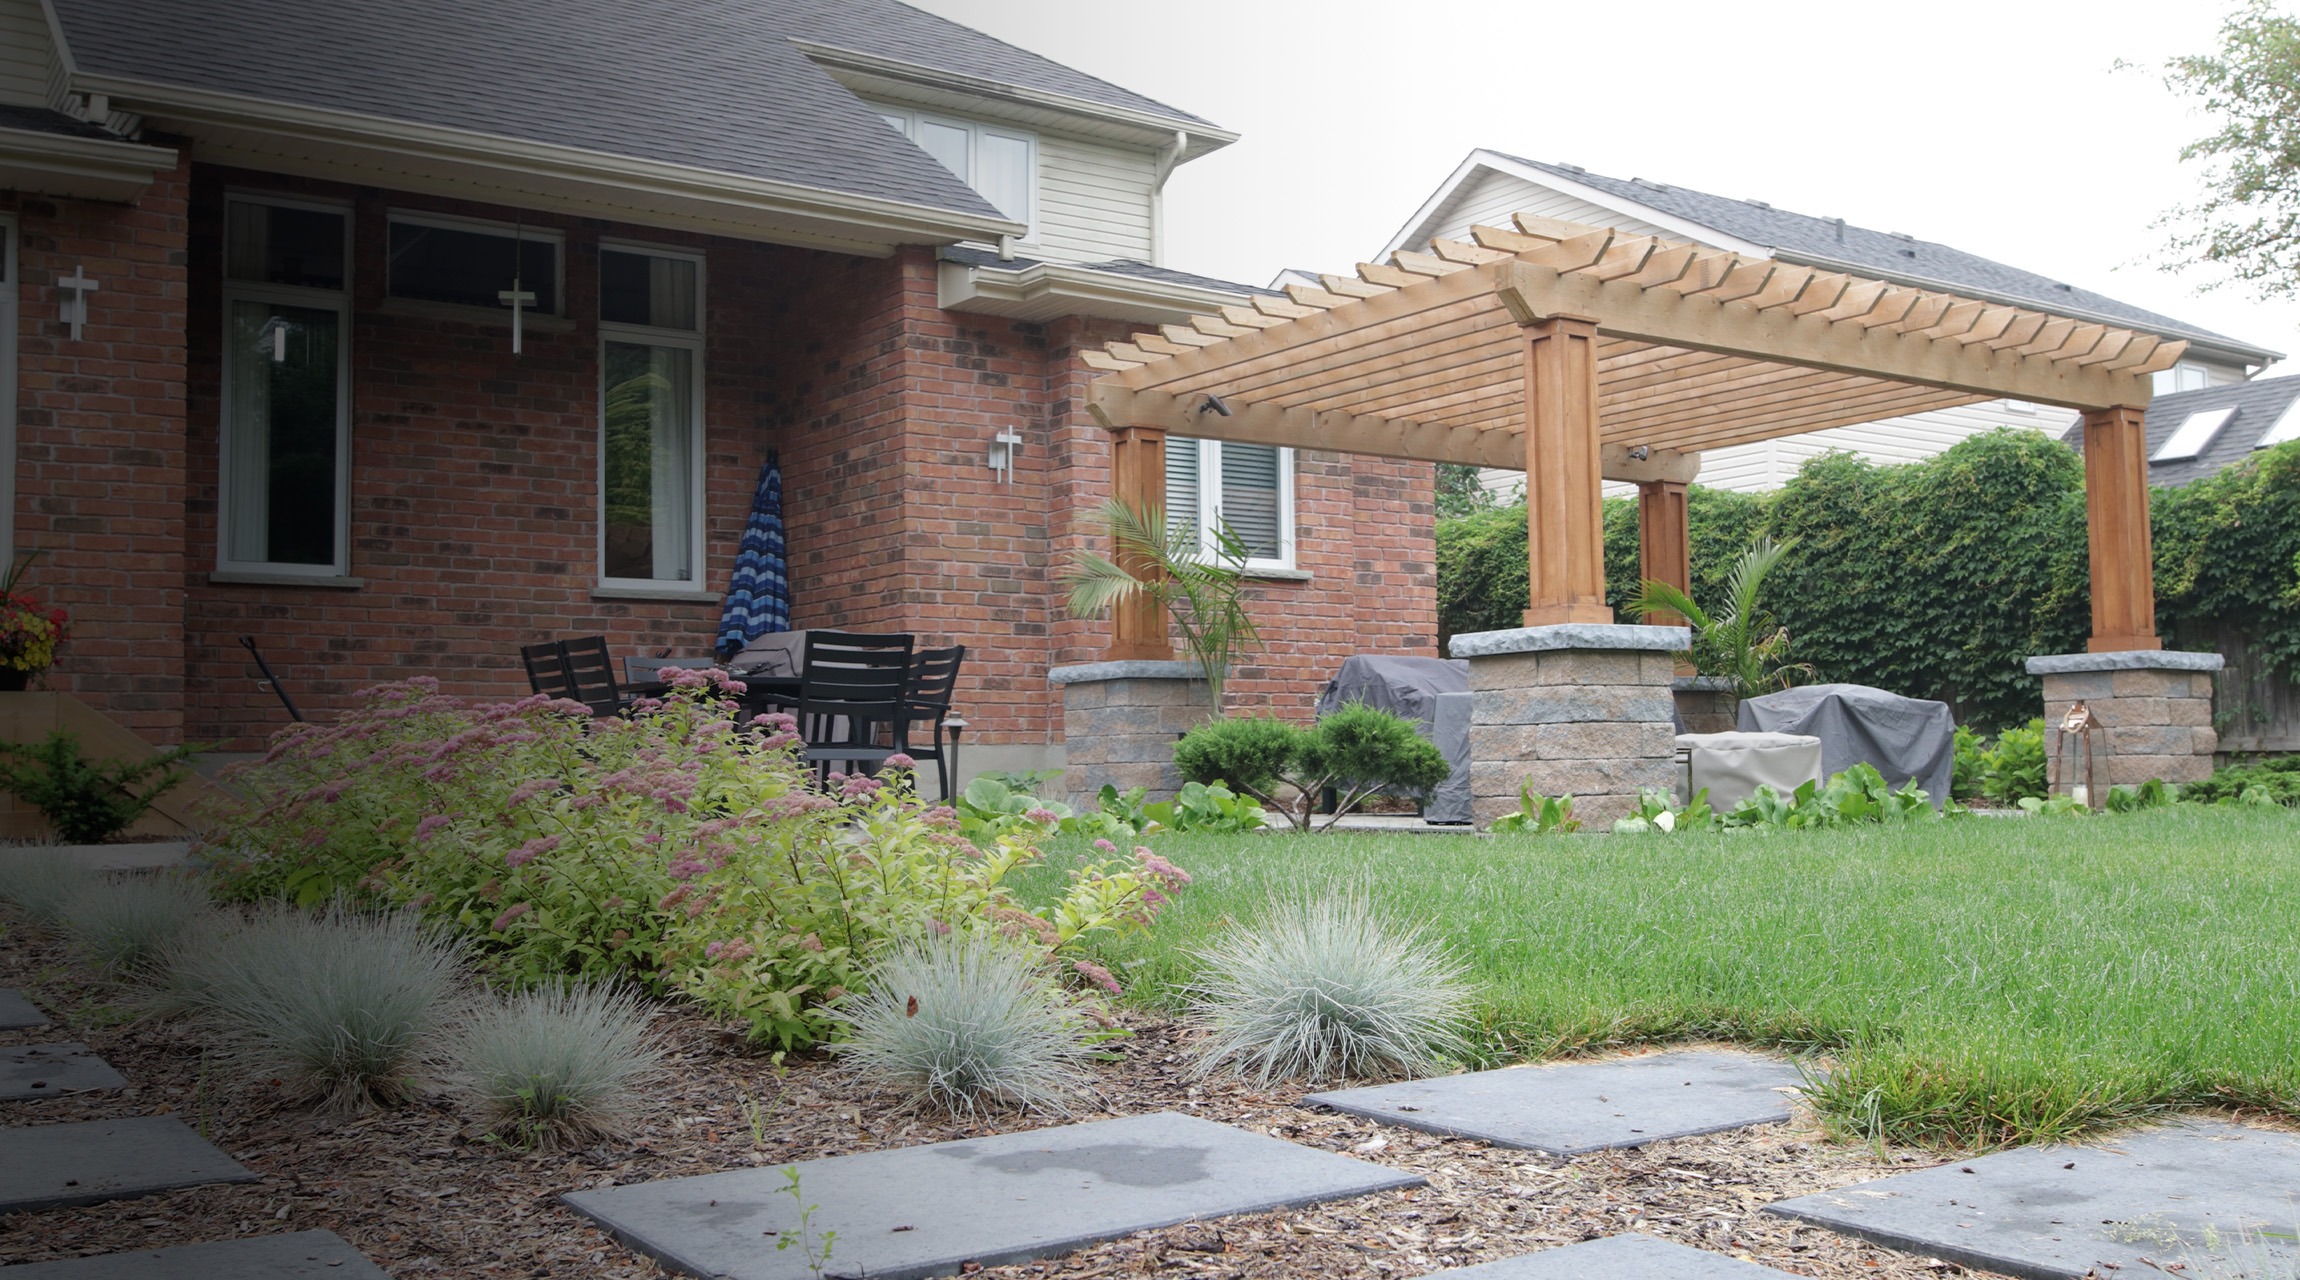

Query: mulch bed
(0, 916), (2006, 1279)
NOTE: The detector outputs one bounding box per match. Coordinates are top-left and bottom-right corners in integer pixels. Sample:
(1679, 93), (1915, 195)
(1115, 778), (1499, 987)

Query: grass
(1029, 806), (2300, 1148)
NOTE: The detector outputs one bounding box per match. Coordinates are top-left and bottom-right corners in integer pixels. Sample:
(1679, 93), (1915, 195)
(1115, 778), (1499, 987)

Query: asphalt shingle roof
(1491, 152), (2272, 360)
(940, 245), (1275, 296)
(2058, 374), (2300, 487)
(47, 0), (1212, 220)
(0, 104), (124, 141)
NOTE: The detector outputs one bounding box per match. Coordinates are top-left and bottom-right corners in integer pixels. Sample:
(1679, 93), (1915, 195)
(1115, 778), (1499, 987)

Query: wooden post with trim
(1636, 479), (1691, 626)
(2080, 405), (2161, 653)
(1107, 426), (1174, 660)
(1521, 316), (1613, 626)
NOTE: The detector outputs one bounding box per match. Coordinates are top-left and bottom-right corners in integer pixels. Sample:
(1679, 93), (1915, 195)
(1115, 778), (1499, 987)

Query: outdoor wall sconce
(988, 426), (1024, 483)
(57, 266), (98, 341)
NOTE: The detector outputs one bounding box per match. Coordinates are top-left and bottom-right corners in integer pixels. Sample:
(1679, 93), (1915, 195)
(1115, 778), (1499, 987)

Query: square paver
(0, 987), (49, 1029)
(1, 1043), (128, 1100)
(1441, 1234), (1797, 1277)
(0, 1230), (389, 1278)
(1766, 1121), (2300, 1280)
(563, 1110), (1423, 1280)
(0, 1116), (259, 1212)
(1303, 1049), (1806, 1155)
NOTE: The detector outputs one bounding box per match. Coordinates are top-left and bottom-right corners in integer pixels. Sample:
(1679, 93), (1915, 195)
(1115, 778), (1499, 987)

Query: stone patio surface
(0, 1115), (259, 1212)
(0, 1230), (389, 1278)
(0, 987), (48, 1029)
(1766, 1121), (2300, 1280)
(1, 1043), (127, 1100)
(562, 1110), (1423, 1280)
(1440, 1234), (1797, 1277)
(1303, 1050), (1806, 1156)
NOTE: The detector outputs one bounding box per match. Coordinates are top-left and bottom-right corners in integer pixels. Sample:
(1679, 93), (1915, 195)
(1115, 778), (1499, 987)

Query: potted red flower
(0, 553), (68, 691)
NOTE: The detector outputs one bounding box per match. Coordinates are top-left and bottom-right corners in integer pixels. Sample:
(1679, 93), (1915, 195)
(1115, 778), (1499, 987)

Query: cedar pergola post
(2080, 405), (2160, 653)
(1107, 425), (1173, 660)
(1636, 479), (1691, 626)
(1521, 315), (1612, 626)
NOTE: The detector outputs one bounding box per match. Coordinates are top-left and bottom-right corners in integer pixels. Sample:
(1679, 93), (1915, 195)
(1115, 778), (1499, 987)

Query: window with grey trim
(387, 217), (559, 314)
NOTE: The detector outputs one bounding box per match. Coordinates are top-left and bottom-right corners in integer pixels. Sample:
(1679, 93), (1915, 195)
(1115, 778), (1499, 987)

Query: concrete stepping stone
(1, 1043), (128, 1100)
(1303, 1049), (1805, 1155)
(1766, 1121), (2300, 1280)
(0, 1115), (259, 1212)
(0, 1230), (388, 1278)
(0, 987), (49, 1029)
(1441, 1234), (1798, 1277)
(564, 1110), (1422, 1280)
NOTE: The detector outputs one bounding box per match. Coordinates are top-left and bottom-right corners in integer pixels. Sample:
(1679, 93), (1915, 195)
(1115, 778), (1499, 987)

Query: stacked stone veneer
(1672, 676), (1737, 735)
(1049, 662), (1211, 807)
(1451, 624), (1689, 828)
(2026, 650), (2223, 791)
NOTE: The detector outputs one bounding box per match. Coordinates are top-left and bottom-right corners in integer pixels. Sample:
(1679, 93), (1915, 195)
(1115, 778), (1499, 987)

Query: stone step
(1304, 1049), (1806, 1156)
(0, 1230), (387, 1278)
(1440, 1234), (1799, 1277)
(0, 987), (50, 1030)
(2, 1044), (128, 1101)
(563, 1110), (1422, 1280)
(0, 1116), (259, 1213)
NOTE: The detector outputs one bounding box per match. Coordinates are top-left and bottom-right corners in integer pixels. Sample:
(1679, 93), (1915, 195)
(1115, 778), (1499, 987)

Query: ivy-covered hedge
(1436, 430), (2300, 732)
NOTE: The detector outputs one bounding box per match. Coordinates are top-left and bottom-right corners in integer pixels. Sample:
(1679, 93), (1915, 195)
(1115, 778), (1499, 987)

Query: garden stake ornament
(2053, 700), (2101, 810)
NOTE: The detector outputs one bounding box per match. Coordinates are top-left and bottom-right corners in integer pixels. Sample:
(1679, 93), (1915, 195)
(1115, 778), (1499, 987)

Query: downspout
(1151, 129), (1187, 266)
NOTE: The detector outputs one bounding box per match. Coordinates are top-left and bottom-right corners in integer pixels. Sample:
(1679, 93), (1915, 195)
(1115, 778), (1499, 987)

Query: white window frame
(217, 192), (354, 578)
(874, 106), (1038, 242)
(0, 214), (15, 576)
(2152, 360), (2212, 395)
(385, 208), (566, 317)
(1168, 437), (1296, 573)
(596, 239), (707, 590)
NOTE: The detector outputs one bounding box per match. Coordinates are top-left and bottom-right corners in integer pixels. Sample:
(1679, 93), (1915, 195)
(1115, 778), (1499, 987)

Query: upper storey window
(877, 108), (1036, 241)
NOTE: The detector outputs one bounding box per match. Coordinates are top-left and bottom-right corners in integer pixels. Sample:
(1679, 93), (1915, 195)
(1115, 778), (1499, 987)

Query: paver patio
(563, 1110), (1423, 1280)
(0, 1230), (390, 1278)
(1303, 1050), (1805, 1155)
(1767, 1121), (2300, 1280)
(0, 1043), (127, 1101)
(0, 987), (49, 1029)
(0, 1116), (259, 1212)
(1440, 1234), (1798, 1277)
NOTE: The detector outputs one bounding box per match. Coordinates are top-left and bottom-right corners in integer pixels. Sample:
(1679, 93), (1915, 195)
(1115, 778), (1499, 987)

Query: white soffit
(2153, 407), (2237, 462)
(2257, 397), (2300, 450)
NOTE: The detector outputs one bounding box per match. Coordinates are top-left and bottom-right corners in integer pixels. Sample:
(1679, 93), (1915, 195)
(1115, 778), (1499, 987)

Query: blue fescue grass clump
(0, 846), (95, 923)
(452, 983), (664, 1148)
(1029, 807), (2300, 1148)
(58, 872), (214, 975)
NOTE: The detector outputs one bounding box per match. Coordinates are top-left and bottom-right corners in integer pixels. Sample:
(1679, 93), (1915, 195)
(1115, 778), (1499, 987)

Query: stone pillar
(1048, 660), (1210, 807)
(1106, 427), (1173, 661)
(1452, 623), (1688, 828)
(2025, 650), (2222, 791)
(2079, 405), (2161, 654)
(1672, 675), (1737, 734)
(1520, 316), (1613, 627)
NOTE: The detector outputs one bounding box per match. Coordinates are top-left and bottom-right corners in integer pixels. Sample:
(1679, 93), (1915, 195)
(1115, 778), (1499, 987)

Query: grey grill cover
(1736, 683), (1955, 807)
(1315, 655), (1472, 823)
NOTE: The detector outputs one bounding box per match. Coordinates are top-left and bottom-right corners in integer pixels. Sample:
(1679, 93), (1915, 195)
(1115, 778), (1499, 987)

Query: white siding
(0, 0), (54, 108)
(1413, 168), (1671, 251)
(1030, 132), (1155, 264)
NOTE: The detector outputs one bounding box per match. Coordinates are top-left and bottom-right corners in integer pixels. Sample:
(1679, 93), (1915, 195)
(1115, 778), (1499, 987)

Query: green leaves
(1173, 707), (1449, 832)
(0, 729), (204, 844)
(1062, 499), (1262, 704)
(1489, 785), (1579, 835)
(1625, 536), (1812, 699)
(2152, 1), (2300, 296)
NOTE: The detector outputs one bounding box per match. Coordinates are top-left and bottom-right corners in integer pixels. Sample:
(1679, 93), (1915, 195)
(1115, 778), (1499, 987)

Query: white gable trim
(1381, 149), (1771, 260)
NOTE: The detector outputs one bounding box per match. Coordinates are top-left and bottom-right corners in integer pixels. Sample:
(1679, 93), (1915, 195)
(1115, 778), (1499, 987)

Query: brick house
(0, 0), (1437, 787)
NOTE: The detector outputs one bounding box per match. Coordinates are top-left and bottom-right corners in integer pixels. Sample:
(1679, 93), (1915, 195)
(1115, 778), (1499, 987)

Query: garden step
(562, 1110), (1423, 1280)
(1766, 1121), (2300, 1280)
(0, 1230), (388, 1278)
(0, 1043), (127, 1100)
(0, 987), (49, 1029)
(0, 1116), (259, 1212)
(1439, 1234), (1799, 1277)
(1303, 1049), (1805, 1155)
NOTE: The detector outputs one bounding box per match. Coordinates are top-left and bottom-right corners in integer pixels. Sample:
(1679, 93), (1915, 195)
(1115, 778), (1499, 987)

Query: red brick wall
(5, 154), (192, 743)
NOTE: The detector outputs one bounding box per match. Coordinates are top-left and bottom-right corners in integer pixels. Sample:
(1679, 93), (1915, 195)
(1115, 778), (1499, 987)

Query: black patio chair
(896, 644), (965, 800)
(794, 631), (913, 784)
(521, 636), (627, 718)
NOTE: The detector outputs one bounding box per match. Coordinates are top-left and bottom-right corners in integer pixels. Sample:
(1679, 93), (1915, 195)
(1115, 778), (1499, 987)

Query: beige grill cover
(1675, 732), (1825, 812)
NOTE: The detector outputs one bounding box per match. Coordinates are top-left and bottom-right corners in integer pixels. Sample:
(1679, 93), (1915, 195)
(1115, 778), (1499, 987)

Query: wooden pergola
(1082, 214), (2178, 659)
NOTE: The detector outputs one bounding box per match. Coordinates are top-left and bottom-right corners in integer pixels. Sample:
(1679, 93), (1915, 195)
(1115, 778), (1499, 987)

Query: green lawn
(1037, 807), (2300, 1148)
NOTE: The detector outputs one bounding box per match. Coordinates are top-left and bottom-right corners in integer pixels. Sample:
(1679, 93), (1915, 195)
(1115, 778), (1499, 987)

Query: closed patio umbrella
(717, 451), (791, 659)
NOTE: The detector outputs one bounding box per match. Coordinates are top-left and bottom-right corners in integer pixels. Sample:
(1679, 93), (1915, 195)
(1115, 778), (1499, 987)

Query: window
(2152, 407), (2236, 462)
(387, 211), (561, 315)
(598, 243), (704, 586)
(876, 108), (1036, 238)
(1164, 437), (1294, 571)
(219, 195), (352, 575)
(2151, 361), (2212, 395)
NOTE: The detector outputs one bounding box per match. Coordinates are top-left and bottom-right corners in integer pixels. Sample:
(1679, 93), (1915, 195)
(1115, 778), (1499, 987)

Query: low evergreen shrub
(2182, 755), (2300, 806)
(1173, 706), (1448, 832)
(0, 730), (202, 844)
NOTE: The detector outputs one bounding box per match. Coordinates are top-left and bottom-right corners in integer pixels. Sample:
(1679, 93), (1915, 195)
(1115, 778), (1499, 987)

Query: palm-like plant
(1063, 500), (1261, 705)
(1626, 536), (1814, 700)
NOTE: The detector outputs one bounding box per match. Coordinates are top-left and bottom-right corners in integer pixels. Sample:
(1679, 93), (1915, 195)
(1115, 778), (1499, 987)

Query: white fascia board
(74, 73), (1027, 249)
(1379, 149), (1771, 260)
(940, 258), (1245, 325)
(0, 126), (178, 202)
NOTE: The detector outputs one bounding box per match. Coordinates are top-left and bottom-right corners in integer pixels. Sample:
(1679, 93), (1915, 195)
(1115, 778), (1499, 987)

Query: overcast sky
(911, 0), (2300, 368)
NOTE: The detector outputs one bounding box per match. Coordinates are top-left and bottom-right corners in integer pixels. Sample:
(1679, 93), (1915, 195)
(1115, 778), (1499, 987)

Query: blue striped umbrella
(716, 451), (791, 659)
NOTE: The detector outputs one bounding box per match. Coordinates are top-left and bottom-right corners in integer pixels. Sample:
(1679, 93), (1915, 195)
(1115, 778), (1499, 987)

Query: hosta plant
(1489, 784), (1579, 834)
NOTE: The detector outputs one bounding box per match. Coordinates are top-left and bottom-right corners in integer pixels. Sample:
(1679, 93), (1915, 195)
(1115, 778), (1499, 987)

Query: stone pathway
(0, 1115), (259, 1212)
(1767, 1120), (2300, 1280)
(0, 1230), (389, 1278)
(1304, 1049), (1806, 1155)
(1, 1043), (127, 1101)
(564, 1110), (1423, 1280)
(1440, 1234), (1799, 1277)
(0, 986), (49, 1029)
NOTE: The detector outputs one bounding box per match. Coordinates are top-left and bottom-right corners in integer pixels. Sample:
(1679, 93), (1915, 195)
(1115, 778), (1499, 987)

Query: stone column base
(1672, 675), (1737, 734)
(1451, 623), (1689, 828)
(1048, 661), (1212, 808)
(2024, 649), (2223, 791)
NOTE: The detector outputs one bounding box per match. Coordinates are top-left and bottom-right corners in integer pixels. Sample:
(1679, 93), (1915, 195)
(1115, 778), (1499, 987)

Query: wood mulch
(0, 914), (2000, 1280)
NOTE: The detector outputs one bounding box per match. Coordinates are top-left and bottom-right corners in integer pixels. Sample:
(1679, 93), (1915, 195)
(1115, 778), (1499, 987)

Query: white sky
(909, 0), (2300, 368)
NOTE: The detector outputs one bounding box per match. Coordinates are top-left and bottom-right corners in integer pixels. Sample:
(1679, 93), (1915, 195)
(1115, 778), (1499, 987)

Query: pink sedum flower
(491, 902), (532, 931)
(1074, 960), (1123, 995)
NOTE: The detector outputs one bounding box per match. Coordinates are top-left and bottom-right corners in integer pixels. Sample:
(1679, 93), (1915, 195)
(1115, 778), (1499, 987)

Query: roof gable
(2060, 374), (2300, 486)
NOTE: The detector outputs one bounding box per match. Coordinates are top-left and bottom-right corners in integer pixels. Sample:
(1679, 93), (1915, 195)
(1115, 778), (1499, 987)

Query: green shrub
(2182, 755), (2300, 807)
(1172, 707), (1447, 832)
(0, 730), (202, 844)
(1951, 724), (1988, 801)
(452, 982), (665, 1148)
(1981, 721), (2049, 804)
(1171, 715), (1299, 799)
(0, 846), (95, 923)
(59, 874), (215, 976)
(1721, 764), (1937, 829)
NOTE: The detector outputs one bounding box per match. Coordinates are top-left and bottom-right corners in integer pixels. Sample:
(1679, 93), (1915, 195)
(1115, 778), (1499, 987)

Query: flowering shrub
(0, 593), (66, 674)
(198, 677), (1189, 1048)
